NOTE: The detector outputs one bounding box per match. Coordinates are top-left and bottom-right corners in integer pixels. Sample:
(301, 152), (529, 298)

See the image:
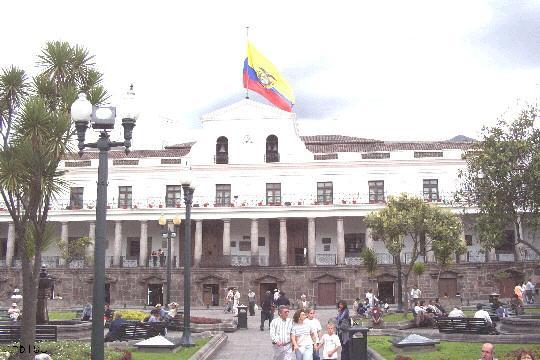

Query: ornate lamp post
(71, 86), (138, 360)
(159, 214), (181, 307)
(179, 169), (196, 346)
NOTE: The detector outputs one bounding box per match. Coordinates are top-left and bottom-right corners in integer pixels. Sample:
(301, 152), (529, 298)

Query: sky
(2, 1), (540, 148)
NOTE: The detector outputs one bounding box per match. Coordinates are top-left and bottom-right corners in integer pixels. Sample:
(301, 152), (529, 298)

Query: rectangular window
(345, 233), (365, 257)
(239, 241), (250, 251)
(322, 237), (332, 244)
(317, 182), (333, 204)
(118, 186), (132, 208)
(368, 181), (385, 203)
(230, 241), (236, 248)
(323, 244), (330, 251)
(266, 183), (281, 205)
(423, 179), (439, 202)
(294, 248), (306, 266)
(258, 237), (266, 247)
(127, 237), (140, 260)
(70, 187), (84, 209)
(465, 235), (473, 246)
(165, 185), (182, 208)
(215, 184), (231, 206)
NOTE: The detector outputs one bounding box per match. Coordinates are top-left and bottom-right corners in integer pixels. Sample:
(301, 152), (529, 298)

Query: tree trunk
(21, 254), (37, 360)
(395, 255), (404, 312)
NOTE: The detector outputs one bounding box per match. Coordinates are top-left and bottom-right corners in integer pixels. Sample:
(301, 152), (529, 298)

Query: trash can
(347, 326), (369, 359)
(237, 305), (248, 329)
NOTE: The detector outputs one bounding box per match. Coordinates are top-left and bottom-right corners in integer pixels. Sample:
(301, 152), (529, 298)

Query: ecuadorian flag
(243, 42), (295, 112)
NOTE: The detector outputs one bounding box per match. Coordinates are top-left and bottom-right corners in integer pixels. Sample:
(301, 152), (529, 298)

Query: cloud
(473, 2), (540, 68)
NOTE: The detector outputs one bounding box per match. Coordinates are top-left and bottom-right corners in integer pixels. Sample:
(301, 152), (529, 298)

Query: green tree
(360, 247), (378, 288)
(58, 236), (93, 264)
(411, 262), (425, 287)
(365, 194), (464, 312)
(457, 108), (540, 258)
(0, 41), (107, 357)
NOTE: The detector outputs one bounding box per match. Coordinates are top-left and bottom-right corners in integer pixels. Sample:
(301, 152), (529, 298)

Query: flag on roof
(243, 42), (295, 112)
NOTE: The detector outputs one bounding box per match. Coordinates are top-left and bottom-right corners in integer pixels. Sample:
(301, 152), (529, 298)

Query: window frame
(266, 183), (281, 205)
(317, 181), (333, 204)
(423, 179), (439, 202)
(215, 184), (231, 206)
(368, 180), (385, 203)
(165, 185), (182, 208)
(118, 186), (133, 208)
(69, 187), (84, 209)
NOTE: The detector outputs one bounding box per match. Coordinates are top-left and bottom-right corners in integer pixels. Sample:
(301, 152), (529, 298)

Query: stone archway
(376, 273), (397, 304)
(139, 275), (165, 306)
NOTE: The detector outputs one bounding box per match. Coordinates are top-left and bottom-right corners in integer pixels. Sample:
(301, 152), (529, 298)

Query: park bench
(0, 310), (10, 321)
(164, 312), (184, 331)
(0, 325), (57, 343)
(105, 321), (165, 342)
(435, 317), (495, 334)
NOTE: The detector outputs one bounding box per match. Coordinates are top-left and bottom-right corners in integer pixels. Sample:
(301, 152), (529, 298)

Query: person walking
(261, 290), (274, 331)
(525, 279), (535, 304)
(248, 289), (256, 316)
(291, 309), (317, 360)
(304, 308), (322, 360)
(270, 305), (293, 360)
(297, 294), (311, 310)
(232, 288), (241, 316)
(276, 291), (291, 307)
(335, 300), (350, 360)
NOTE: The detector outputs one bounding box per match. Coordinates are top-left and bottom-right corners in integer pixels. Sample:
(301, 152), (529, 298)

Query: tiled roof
(164, 142), (196, 150)
(64, 148), (190, 160)
(301, 135), (473, 153)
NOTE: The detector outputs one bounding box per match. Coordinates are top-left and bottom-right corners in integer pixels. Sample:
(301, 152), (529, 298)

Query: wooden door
(378, 281), (395, 304)
(499, 278), (516, 298)
(260, 283), (277, 304)
(268, 220), (280, 266)
(287, 218), (307, 265)
(318, 283), (336, 306)
(438, 278), (458, 298)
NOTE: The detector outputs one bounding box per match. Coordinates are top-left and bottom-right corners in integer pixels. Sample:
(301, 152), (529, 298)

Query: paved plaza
(190, 307), (341, 359)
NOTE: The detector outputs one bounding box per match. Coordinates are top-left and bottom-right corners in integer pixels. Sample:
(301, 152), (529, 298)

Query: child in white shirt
(319, 322), (341, 360)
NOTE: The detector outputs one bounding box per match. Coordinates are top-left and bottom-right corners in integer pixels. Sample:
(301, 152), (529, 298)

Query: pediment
(252, 273), (286, 284)
(86, 275), (117, 284)
(377, 272), (397, 282)
(430, 270), (462, 279)
(139, 275), (165, 284)
(194, 274), (228, 284)
(310, 272), (344, 283)
(202, 99), (294, 122)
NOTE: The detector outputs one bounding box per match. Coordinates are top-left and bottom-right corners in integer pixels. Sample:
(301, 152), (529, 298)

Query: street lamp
(159, 214), (181, 307)
(179, 168), (196, 346)
(71, 86), (138, 360)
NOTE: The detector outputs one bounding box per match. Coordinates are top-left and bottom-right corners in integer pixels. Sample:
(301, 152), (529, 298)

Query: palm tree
(0, 41), (107, 358)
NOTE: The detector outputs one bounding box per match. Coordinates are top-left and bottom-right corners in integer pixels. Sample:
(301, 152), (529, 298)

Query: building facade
(0, 100), (539, 307)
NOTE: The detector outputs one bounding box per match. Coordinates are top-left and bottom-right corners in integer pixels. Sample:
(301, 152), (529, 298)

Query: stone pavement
(191, 307), (340, 360)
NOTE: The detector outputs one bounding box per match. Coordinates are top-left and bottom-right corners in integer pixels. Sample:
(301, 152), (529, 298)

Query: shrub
(115, 310), (148, 321)
(190, 316), (222, 324)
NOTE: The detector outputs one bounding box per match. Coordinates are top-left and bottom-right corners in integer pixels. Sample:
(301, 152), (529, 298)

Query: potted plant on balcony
(341, 199), (347, 205)
(258, 201), (263, 206)
(203, 203), (209, 207)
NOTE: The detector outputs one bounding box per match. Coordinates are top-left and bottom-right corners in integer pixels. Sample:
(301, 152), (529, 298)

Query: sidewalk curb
(191, 331), (228, 360)
(368, 346), (386, 360)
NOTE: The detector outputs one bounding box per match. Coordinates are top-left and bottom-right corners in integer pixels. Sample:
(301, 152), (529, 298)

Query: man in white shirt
(525, 279), (535, 304)
(304, 308), (322, 360)
(448, 306), (465, 318)
(474, 304), (492, 327)
(270, 305), (293, 360)
(365, 289), (378, 307)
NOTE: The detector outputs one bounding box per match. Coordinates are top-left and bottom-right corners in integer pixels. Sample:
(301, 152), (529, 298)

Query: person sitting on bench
(474, 304), (497, 333)
(413, 301), (429, 326)
(371, 304), (382, 327)
(104, 312), (127, 342)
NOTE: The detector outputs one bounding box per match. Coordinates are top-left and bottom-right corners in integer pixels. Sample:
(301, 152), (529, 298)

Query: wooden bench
(105, 321), (165, 342)
(0, 325), (57, 343)
(435, 317), (493, 334)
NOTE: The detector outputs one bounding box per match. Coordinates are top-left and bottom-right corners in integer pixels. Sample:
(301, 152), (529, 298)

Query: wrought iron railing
(316, 254), (336, 266)
(376, 253), (394, 264)
(344, 257), (362, 266)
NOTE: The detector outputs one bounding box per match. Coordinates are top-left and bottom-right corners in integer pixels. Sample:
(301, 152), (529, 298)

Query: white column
(250, 219), (259, 261)
(194, 220), (203, 267)
(308, 217), (316, 266)
(87, 221), (95, 259)
(139, 221), (148, 267)
(365, 226), (374, 250)
(113, 221), (122, 266)
(279, 218), (288, 266)
(223, 219), (231, 256)
(337, 217), (345, 265)
(6, 223), (15, 267)
(59, 222), (69, 266)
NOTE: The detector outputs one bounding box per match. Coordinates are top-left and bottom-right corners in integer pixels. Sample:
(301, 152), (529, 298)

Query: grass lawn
(49, 311), (77, 320)
(368, 336), (540, 360)
(130, 338), (209, 360)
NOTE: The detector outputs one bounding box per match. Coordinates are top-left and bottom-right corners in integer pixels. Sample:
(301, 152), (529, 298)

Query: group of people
(150, 249), (166, 267)
(224, 287), (241, 315)
(515, 279), (536, 305)
(352, 289), (390, 324)
(412, 298), (447, 326)
(270, 303), (349, 360)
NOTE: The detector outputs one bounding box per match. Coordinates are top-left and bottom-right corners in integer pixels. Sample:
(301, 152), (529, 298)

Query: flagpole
(245, 26), (250, 99)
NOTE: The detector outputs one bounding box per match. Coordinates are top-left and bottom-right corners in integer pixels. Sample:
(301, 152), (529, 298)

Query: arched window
(265, 135), (279, 163)
(215, 136), (228, 164)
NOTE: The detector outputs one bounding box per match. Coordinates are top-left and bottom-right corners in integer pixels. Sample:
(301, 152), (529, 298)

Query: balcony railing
(316, 254), (336, 266)
(1, 191), (463, 212)
(466, 250), (484, 263)
(496, 252), (515, 262)
(198, 255), (269, 268)
(376, 253), (394, 264)
(345, 257), (362, 266)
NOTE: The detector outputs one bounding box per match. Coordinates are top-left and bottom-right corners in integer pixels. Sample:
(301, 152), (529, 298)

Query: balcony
(345, 257), (362, 266)
(376, 253), (394, 264)
(316, 253), (336, 266)
(198, 255), (269, 268)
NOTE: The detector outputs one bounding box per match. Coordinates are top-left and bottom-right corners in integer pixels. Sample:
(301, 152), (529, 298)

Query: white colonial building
(0, 99), (538, 307)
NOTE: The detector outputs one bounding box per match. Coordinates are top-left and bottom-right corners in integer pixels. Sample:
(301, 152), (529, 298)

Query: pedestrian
(335, 300), (350, 360)
(304, 308), (322, 360)
(525, 279), (535, 304)
(297, 294), (311, 310)
(82, 302), (92, 321)
(365, 289), (378, 307)
(274, 288), (280, 304)
(276, 291), (291, 307)
(151, 250), (158, 267)
(480, 343), (497, 360)
(411, 286), (421, 306)
(232, 288), (241, 316)
(270, 305), (293, 360)
(158, 249), (165, 267)
(224, 288), (233, 313)
(291, 309), (317, 360)
(261, 290), (274, 331)
(248, 289), (256, 316)
(319, 322), (341, 360)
